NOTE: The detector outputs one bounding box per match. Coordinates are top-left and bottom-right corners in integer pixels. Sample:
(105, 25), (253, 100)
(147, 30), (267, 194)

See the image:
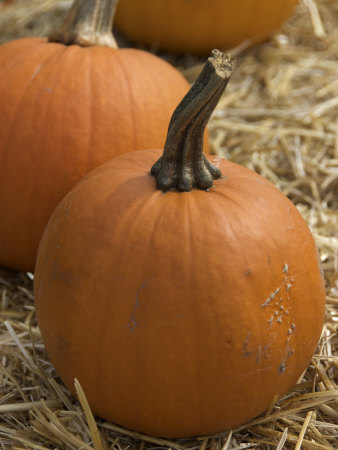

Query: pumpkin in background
(34, 51), (325, 438)
(0, 0), (192, 272)
(0, 0), (13, 7)
(115, 0), (299, 55)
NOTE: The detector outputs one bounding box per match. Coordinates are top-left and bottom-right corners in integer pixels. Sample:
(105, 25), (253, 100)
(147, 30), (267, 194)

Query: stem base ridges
(151, 50), (235, 192)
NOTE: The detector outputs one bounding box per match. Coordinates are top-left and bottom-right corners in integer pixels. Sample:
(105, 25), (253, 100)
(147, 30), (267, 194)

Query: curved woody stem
(49, 0), (118, 48)
(151, 49), (235, 192)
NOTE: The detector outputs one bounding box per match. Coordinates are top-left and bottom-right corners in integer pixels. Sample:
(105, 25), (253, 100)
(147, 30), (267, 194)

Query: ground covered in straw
(0, 0), (337, 448)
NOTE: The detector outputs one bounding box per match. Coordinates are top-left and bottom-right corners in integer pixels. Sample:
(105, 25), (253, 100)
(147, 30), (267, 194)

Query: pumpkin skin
(115, 0), (299, 55)
(0, 37), (191, 272)
(34, 149), (325, 438)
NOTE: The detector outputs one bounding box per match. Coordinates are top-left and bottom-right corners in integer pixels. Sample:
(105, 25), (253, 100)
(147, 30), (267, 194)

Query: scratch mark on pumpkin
(255, 344), (271, 363)
(261, 264), (294, 310)
(278, 363), (286, 374)
(262, 297), (271, 308)
(242, 332), (252, 357)
(127, 284), (146, 333)
(278, 346), (295, 375)
(262, 264), (298, 357)
(30, 64), (42, 80)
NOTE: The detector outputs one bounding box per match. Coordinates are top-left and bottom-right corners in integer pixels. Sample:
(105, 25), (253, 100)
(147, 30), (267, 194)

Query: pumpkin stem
(151, 49), (234, 192)
(48, 0), (118, 48)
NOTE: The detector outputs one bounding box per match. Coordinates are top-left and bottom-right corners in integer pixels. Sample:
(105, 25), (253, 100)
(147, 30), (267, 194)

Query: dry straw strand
(74, 378), (105, 450)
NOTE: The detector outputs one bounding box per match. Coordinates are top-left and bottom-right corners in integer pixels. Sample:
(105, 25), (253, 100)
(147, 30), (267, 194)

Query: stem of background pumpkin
(48, 0), (118, 48)
(151, 50), (234, 192)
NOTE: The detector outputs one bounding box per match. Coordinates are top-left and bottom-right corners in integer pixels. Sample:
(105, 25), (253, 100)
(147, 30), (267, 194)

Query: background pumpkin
(34, 52), (325, 438)
(115, 0), (299, 55)
(0, 0), (192, 272)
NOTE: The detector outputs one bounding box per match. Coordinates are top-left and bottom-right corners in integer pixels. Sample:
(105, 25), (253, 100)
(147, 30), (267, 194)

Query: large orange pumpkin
(115, 0), (299, 56)
(35, 51), (325, 438)
(0, 0), (191, 272)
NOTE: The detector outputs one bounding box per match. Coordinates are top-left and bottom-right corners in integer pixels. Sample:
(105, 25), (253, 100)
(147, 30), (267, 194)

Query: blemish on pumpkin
(245, 269), (251, 276)
(276, 316), (282, 324)
(127, 299), (139, 332)
(30, 64), (42, 81)
(278, 363), (286, 374)
(127, 284), (146, 333)
(255, 344), (271, 363)
(261, 272), (293, 309)
(54, 335), (74, 356)
(261, 298), (271, 307)
(267, 255), (272, 270)
(49, 260), (72, 286)
(242, 332), (252, 357)
(283, 264), (289, 274)
(278, 346), (295, 375)
(263, 344), (271, 359)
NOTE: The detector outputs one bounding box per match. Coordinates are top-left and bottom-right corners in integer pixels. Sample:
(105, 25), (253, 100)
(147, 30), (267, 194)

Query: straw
(0, 0), (337, 448)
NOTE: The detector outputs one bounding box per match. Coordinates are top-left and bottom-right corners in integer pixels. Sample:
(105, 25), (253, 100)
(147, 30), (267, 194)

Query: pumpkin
(0, 0), (193, 272)
(115, 0), (299, 55)
(34, 50), (325, 438)
(0, 1), (13, 7)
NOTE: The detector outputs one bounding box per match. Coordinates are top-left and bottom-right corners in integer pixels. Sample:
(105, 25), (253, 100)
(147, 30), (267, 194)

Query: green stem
(151, 49), (235, 192)
(48, 0), (118, 48)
